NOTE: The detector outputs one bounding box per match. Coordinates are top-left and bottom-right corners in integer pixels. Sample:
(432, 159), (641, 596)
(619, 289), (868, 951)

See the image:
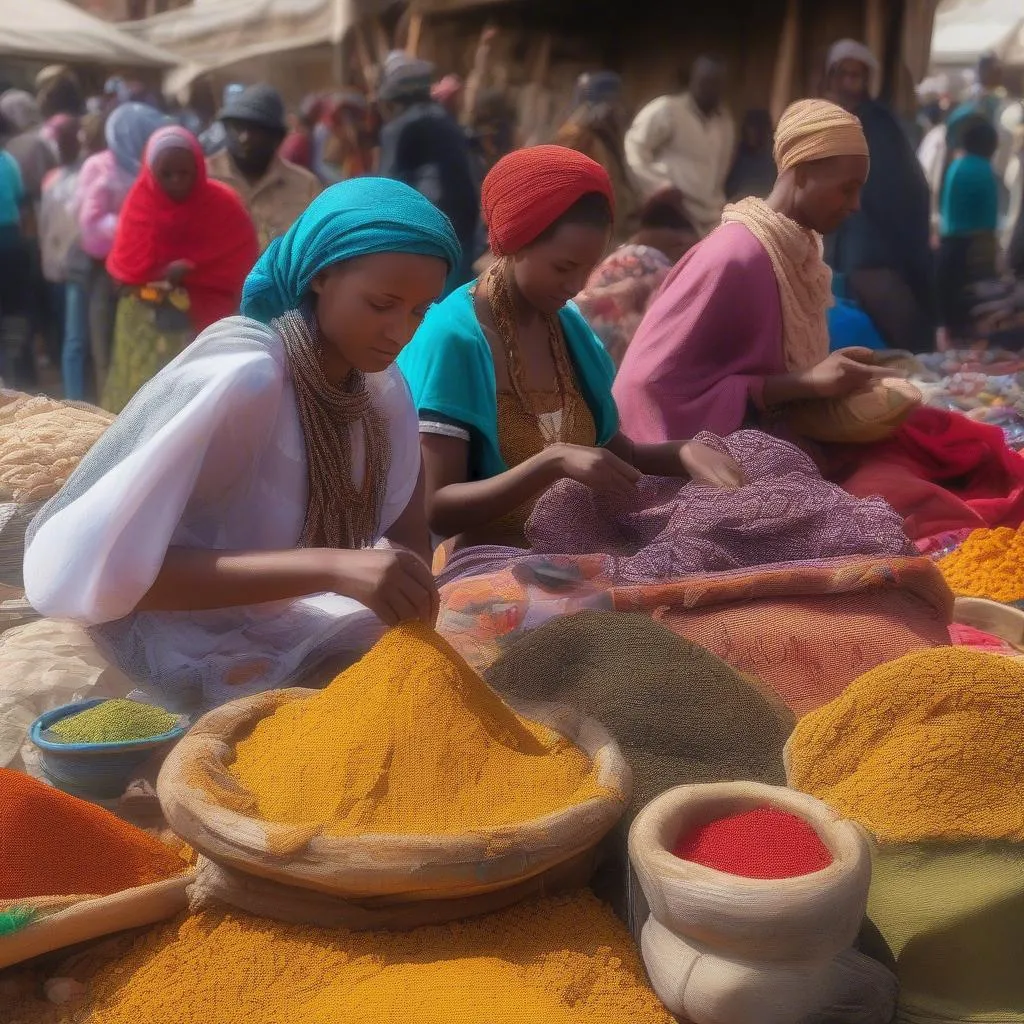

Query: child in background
(937, 116), (1000, 348)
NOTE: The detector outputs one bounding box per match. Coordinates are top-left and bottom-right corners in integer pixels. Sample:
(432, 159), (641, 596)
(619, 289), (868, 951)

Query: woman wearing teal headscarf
(24, 178), (460, 712)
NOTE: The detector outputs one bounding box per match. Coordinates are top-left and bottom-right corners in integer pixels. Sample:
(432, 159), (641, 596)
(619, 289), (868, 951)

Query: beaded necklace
(273, 306), (391, 550)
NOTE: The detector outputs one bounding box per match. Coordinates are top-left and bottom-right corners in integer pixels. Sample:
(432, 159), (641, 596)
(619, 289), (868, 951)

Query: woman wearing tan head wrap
(613, 97), (1024, 544)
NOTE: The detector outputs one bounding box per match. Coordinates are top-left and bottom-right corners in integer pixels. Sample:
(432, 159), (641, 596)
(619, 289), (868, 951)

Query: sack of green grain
(159, 627), (631, 926)
(629, 782), (896, 1024)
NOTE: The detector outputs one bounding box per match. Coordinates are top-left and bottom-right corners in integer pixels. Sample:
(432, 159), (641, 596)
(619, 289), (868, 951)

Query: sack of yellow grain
(784, 377), (921, 444)
(158, 624), (630, 926)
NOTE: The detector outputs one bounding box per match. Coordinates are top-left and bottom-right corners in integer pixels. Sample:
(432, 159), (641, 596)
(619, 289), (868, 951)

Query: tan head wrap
(773, 99), (869, 173)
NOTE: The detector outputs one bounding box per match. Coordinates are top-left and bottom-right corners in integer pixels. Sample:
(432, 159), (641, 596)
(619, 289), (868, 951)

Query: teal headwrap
(241, 177), (462, 324)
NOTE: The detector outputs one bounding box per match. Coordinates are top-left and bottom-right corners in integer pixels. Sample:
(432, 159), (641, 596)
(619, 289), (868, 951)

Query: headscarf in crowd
(572, 71), (623, 108)
(772, 98), (870, 173)
(0, 90), (42, 134)
(378, 50), (435, 104)
(826, 39), (880, 77)
(481, 144), (615, 255)
(108, 126), (258, 332)
(105, 101), (170, 176)
(241, 176), (461, 323)
(431, 74), (464, 109)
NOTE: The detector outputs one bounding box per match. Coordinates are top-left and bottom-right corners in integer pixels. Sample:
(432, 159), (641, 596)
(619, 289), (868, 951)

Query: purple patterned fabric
(440, 430), (914, 586)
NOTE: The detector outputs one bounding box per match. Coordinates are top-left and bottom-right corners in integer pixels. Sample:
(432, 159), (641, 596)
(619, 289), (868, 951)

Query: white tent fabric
(0, 0), (178, 68)
(121, 0), (364, 91)
(931, 0), (1024, 66)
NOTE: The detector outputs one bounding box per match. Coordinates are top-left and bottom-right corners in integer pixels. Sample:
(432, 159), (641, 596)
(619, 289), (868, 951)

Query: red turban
(481, 144), (615, 255)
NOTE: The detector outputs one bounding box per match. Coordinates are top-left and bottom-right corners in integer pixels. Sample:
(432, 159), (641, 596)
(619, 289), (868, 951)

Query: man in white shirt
(625, 57), (735, 236)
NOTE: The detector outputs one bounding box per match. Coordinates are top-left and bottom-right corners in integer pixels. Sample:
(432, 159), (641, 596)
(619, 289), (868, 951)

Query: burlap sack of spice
(188, 848), (596, 931)
(784, 377), (922, 444)
(159, 686), (629, 908)
(628, 782), (871, 962)
(0, 875), (192, 970)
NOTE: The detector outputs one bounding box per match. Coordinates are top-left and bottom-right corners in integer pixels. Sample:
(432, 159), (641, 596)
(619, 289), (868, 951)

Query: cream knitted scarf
(721, 196), (832, 372)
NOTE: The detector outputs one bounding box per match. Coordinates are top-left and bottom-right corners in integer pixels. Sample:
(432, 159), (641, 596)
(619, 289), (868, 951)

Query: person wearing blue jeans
(62, 271), (90, 401)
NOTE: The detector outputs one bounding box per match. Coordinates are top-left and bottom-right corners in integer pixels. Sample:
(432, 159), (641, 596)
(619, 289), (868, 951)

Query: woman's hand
(329, 549), (439, 627)
(798, 348), (894, 399)
(163, 259), (195, 288)
(679, 441), (744, 488)
(549, 443), (641, 497)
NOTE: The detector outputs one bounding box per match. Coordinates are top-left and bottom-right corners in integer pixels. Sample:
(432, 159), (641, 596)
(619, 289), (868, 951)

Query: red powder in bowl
(671, 806), (833, 879)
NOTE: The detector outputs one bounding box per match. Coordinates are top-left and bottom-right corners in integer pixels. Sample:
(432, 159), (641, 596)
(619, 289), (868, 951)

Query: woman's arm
(135, 545), (437, 627)
(420, 432), (563, 538)
(383, 464), (433, 564)
(421, 433), (643, 538)
(606, 432), (743, 487)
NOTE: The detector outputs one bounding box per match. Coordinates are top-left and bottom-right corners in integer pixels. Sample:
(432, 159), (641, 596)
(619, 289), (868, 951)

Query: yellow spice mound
(72, 894), (673, 1024)
(787, 648), (1024, 844)
(229, 622), (613, 835)
(938, 526), (1024, 602)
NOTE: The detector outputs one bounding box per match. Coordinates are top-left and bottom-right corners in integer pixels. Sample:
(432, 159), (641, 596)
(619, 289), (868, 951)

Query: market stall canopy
(0, 0), (178, 68)
(931, 0), (1024, 66)
(121, 0), (395, 93)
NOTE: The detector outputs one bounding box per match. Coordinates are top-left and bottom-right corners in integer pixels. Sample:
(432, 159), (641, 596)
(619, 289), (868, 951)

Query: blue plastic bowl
(30, 698), (188, 800)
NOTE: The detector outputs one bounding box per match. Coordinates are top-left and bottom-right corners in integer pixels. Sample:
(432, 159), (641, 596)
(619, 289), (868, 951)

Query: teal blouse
(940, 154), (998, 238)
(397, 282), (619, 481)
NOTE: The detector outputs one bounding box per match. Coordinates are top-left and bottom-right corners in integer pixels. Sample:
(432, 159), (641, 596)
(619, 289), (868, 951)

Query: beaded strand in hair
(273, 307), (392, 550)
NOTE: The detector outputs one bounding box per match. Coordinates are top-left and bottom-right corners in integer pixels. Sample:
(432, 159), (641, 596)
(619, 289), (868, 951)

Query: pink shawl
(613, 222), (784, 442)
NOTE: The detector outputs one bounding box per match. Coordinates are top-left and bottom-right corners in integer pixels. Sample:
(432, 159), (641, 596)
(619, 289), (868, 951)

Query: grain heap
(938, 525), (1024, 602)
(49, 699), (179, 744)
(0, 769), (184, 899)
(54, 894), (675, 1024)
(228, 622), (614, 835)
(786, 648), (1024, 843)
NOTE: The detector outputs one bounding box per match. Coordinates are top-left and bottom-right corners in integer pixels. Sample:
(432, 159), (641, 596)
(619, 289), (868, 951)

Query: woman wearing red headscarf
(104, 126), (258, 412)
(397, 144), (741, 554)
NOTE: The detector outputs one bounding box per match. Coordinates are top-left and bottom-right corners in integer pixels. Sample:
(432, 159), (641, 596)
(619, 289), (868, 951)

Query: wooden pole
(770, 0), (799, 124)
(406, 11), (423, 57)
(864, 0), (886, 96)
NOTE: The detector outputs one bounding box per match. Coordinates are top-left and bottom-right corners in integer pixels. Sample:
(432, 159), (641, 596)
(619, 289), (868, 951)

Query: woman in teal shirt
(937, 115), (999, 345)
(398, 145), (742, 554)
(0, 147), (27, 379)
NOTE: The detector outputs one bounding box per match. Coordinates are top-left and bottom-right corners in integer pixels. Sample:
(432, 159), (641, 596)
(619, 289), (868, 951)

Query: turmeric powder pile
(938, 526), (1024, 602)
(65, 894), (673, 1024)
(229, 622), (614, 836)
(786, 648), (1024, 843)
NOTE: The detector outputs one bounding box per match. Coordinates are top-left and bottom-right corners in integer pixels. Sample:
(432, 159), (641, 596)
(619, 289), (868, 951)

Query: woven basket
(0, 872), (192, 970)
(628, 781), (871, 964)
(785, 378), (922, 444)
(158, 688), (630, 902)
(952, 596), (1024, 652)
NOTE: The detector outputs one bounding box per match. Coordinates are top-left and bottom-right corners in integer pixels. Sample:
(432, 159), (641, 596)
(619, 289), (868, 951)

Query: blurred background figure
(206, 84), (321, 252)
(432, 75), (465, 120)
(726, 109), (777, 201)
(625, 56), (735, 236)
(823, 38), (935, 353)
(377, 50), (479, 289)
(199, 83), (244, 157)
(314, 91), (374, 184)
(575, 188), (698, 368)
(280, 93), (325, 173)
(555, 71), (639, 242)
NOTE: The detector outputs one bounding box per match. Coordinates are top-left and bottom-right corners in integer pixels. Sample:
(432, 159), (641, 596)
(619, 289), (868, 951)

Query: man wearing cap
(206, 84), (321, 253)
(377, 51), (479, 287)
(822, 39), (935, 353)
